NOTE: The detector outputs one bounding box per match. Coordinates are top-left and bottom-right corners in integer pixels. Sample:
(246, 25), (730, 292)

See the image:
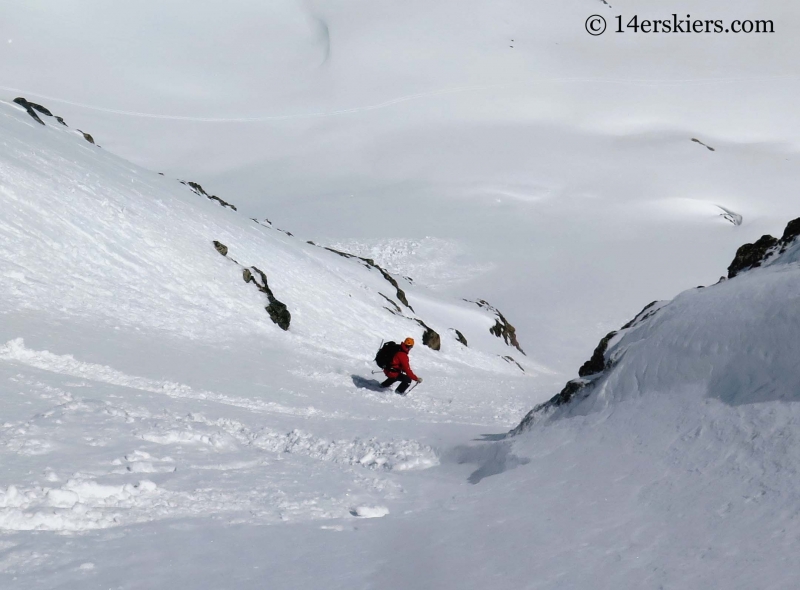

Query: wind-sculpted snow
(515, 217), (800, 431)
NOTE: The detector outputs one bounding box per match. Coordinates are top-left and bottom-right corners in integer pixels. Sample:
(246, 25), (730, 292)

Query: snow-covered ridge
(0, 97), (536, 374)
(514, 215), (800, 432)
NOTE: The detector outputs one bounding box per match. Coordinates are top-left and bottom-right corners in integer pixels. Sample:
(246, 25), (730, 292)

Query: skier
(380, 337), (422, 395)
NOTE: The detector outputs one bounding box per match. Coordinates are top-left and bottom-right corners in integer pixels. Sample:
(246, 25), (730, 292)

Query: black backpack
(375, 341), (400, 369)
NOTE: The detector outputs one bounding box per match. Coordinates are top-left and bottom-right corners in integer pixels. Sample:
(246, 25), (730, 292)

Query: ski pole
(406, 381), (420, 394)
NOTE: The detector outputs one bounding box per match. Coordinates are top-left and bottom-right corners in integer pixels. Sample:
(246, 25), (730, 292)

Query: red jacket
(384, 345), (418, 381)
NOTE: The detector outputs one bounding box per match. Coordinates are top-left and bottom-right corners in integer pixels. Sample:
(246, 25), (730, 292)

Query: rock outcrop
(465, 299), (525, 355)
(182, 181), (238, 211)
(511, 300), (665, 434)
(212, 240), (291, 331)
(212, 241), (229, 257)
(691, 137), (715, 152)
(318, 245), (413, 312)
(453, 329), (468, 347)
(513, 216), (800, 435)
(577, 331), (617, 377)
(14, 97), (50, 125)
(242, 267), (291, 331)
(501, 355), (524, 372)
(255, 218), (294, 237)
(418, 321), (441, 351)
(379, 293), (402, 314)
(13, 97), (96, 144)
(727, 217), (800, 278)
(727, 235), (779, 278)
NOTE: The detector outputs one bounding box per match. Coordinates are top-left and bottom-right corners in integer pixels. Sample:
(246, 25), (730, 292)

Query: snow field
(0, 100), (539, 376)
(0, 358), (439, 533)
(498, 392), (800, 590)
(548, 241), (800, 418)
(1, 1), (799, 584)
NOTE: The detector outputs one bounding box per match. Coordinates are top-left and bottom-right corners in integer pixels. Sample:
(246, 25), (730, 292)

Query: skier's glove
(417, 377), (423, 383)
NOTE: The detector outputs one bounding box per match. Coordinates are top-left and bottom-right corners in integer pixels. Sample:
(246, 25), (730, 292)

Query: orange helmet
(403, 337), (415, 348)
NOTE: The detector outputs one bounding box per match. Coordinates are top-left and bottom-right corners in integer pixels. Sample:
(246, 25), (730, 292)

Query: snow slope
(0, 98), (535, 375)
(2, 1), (800, 587)
(0, 96), (542, 538)
(2, 93), (800, 590)
(5, 0), (800, 373)
(515, 216), (800, 430)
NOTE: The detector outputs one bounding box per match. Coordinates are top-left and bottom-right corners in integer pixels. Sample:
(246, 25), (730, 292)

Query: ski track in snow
(0, 338), (333, 419)
(0, 338), (527, 427)
(0, 343), (440, 532)
(1, 75), (797, 123)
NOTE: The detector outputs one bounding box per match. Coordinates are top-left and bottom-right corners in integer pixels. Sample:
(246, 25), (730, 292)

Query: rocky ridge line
(13, 97), (96, 144)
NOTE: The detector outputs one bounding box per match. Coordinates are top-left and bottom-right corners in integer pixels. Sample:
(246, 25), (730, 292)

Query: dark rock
(321, 246), (413, 311)
(13, 97), (45, 125)
(453, 329), (468, 347)
(620, 301), (659, 330)
(514, 215), (800, 435)
(511, 302), (665, 434)
(466, 299), (525, 355)
(243, 266), (291, 331)
(726, 217), (800, 278)
(691, 137), (716, 152)
(14, 98), (102, 144)
(780, 217), (800, 246)
(511, 379), (589, 434)
(266, 300), (291, 331)
(209, 195), (236, 210)
(578, 331), (616, 377)
(13, 98), (75, 130)
(212, 243), (290, 329)
(251, 217), (294, 236)
(727, 235), (778, 278)
(408, 318), (441, 351)
(422, 326), (441, 351)
(548, 379), (587, 408)
(213, 241), (228, 257)
(28, 102), (52, 117)
(501, 355), (524, 372)
(489, 318), (523, 353)
(182, 181), (238, 211)
(379, 293), (401, 314)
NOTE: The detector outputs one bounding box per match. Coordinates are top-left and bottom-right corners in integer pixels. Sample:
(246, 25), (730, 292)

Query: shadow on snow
(445, 439), (530, 484)
(351, 374), (387, 392)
